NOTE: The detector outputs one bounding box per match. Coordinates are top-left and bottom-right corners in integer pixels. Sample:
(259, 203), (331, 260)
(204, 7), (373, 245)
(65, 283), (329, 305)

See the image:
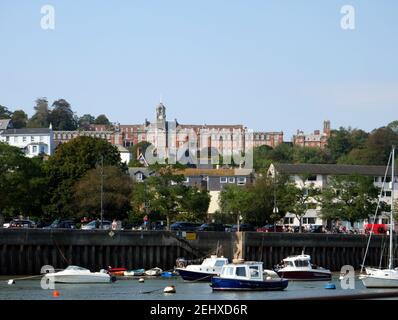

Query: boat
(145, 267), (163, 276)
(108, 267), (127, 276)
(44, 265), (113, 283)
(274, 253), (331, 281)
(210, 260), (288, 291)
(123, 269), (145, 276)
(360, 147), (398, 288)
(175, 255), (229, 282)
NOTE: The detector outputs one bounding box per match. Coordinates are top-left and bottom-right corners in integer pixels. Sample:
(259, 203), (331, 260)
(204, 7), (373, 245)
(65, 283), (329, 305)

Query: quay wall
(0, 229), (391, 275)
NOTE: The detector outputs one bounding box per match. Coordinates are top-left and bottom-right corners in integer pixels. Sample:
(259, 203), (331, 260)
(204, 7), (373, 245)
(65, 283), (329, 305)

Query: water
(0, 274), (397, 300)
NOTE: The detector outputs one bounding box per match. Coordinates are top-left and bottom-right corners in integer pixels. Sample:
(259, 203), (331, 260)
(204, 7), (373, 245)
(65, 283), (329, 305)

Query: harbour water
(1, 274), (397, 300)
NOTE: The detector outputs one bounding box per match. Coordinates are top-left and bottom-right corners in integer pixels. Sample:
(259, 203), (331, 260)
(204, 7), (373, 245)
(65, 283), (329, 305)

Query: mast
(389, 146), (395, 269)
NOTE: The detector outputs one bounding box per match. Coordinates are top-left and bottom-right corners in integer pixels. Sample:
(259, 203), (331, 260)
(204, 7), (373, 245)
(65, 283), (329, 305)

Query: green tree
(49, 99), (78, 130)
(0, 143), (48, 220)
(28, 98), (50, 128)
(278, 175), (320, 232)
(73, 166), (132, 220)
(94, 114), (110, 125)
(252, 145), (273, 171)
(388, 121), (398, 133)
(219, 184), (252, 227)
(78, 114), (95, 130)
(44, 136), (126, 218)
(244, 173), (287, 226)
(145, 165), (186, 228)
(0, 105), (12, 119)
(292, 146), (331, 164)
(11, 110), (28, 129)
(179, 187), (210, 222)
(319, 174), (382, 228)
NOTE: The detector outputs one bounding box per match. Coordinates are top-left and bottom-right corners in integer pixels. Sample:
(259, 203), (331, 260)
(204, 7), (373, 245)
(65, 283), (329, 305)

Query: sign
(185, 232), (197, 241)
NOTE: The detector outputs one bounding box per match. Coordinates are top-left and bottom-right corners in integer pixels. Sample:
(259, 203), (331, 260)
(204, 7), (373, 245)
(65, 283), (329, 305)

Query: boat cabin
(282, 255), (311, 268)
(202, 255), (229, 268)
(220, 261), (264, 281)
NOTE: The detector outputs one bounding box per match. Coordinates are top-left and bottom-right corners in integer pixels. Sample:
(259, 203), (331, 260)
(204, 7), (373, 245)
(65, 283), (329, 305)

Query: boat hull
(45, 274), (111, 284)
(176, 268), (216, 282)
(361, 271), (398, 288)
(276, 270), (331, 281)
(211, 277), (288, 291)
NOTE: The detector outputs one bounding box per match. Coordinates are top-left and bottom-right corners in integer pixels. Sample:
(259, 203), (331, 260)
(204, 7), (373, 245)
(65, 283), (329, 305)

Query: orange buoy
(53, 290), (60, 297)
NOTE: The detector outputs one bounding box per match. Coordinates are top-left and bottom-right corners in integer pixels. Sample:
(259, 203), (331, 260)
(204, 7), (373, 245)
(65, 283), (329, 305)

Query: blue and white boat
(211, 260), (288, 291)
(176, 255), (229, 282)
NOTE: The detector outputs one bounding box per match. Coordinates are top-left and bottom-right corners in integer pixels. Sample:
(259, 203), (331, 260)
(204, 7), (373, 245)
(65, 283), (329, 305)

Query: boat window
(285, 261), (294, 267)
(236, 267), (247, 277)
(249, 266), (260, 278)
(214, 260), (227, 267)
(295, 260), (310, 267)
(224, 267), (234, 276)
(65, 266), (88, 271)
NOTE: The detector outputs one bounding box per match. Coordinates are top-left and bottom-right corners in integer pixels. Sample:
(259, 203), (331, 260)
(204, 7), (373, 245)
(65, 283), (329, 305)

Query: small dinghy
(145, 267), (163, 276)
(124, 269), (145, 276)
(108, 267), (127, 276)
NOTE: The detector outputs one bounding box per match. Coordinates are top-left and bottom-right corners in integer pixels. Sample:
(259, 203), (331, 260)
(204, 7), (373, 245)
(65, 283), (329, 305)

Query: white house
(0, 126), (54, 158)
(268, 163), (398, 229)
(116, 145), (132, 164)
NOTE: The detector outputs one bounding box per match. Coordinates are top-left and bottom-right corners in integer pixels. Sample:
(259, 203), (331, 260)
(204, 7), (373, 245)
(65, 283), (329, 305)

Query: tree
(278, 175), (320, 232)
(145, 165), (186, 229)
(49, 99), (78, 130)
(253, 145), (273, 171)
(179, 187), (210, 222)
(94, 114), (110, 125)
(319, 174), (382, 228)
(388, 121), (398, 133)
(244, 173), (287, 226)
(78, 114), (95, 130)
(44, 136), (126, 218)
(0, 105), (12, 119)
(11, 110), (28, 129)
(292, 146), (331, 164)
(0, 143), (48, 220)
(219, 185), (252, 227)
(28, 98), (50, 128)
(73, 166), (132, 220)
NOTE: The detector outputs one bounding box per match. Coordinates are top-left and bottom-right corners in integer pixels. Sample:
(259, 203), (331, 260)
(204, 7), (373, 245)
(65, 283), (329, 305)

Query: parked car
(8, 219), (37, 229)
(256, 224), (283, 232)
(230, 224), (256, 232)
(81, 220), (111, 230)
(197, 223), (225, 232)
(43, 219), (76, 229)
(170, 222), (200, 231)
(3, 221), (11, 228)
(310, 225), (324, 233)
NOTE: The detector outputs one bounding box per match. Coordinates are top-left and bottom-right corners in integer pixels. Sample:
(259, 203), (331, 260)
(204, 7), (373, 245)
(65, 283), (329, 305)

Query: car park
(197, 223), (225, 232)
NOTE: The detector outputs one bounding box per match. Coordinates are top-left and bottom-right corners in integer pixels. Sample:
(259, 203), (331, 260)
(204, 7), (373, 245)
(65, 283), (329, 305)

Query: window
(136, 173), (143, 182)
(284, 217), (294, 225)
(236, 267), (246, 277)
(31, 136), (35, 142)
(307, 175), (317, 181)
(23, 136), (27, 142)
(249, 266), (260, 278)
(214, 260), (226, 267)
(382, 218), (389, 224)
(383, 191), (392, 197)
(302, 217), (316, 224)
(385, 177), (392, 183)
(307, 203), (317, 210)
(40, 136), (44, 142)
(32, 146), (37, 153)
(237, 177), (246, 185)
(228, 177), (235, 184)
(220, 177), (228, 184)
(295, 260), (310, 267)
(6, 136), (9, 142)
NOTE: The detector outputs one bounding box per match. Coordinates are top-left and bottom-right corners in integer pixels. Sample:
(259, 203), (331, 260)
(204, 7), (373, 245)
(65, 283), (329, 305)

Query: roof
(175, 168), (254, 177)
(2, 128), (51, 135)
(272, 163), (391, 176)
(0, 119), (11, 130)
(116, 145), (130, 153)
(128, 167), (155, 176)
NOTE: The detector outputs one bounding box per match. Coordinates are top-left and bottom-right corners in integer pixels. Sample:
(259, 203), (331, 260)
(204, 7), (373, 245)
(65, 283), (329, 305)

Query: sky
(0, 1), (397, 139)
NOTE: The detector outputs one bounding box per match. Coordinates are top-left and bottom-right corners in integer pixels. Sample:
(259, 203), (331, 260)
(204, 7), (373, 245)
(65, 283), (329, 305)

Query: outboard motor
(176, 257), (188, 268)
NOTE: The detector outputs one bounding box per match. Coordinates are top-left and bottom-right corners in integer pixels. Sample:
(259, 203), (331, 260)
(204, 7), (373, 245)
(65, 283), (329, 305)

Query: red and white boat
(274, 254), (331, 281)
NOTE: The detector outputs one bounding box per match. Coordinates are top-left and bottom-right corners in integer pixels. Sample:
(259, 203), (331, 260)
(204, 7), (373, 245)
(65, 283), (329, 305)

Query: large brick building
(292, 120), (331, 148)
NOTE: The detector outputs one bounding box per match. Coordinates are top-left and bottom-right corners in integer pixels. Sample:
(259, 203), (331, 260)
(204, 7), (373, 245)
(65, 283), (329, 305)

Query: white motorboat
(274, 253), (331, 281)
(360, 147), (398, 288)
(175, 255), (229, 282)
(44, 265), (113, 283)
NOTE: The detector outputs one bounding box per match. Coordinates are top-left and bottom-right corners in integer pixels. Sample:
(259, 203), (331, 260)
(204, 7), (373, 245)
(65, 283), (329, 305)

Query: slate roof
(2, 128), (51, 135)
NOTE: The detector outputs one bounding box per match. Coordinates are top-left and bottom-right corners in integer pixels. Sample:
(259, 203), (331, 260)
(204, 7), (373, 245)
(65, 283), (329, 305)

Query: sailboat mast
(389, 147), (395, 269)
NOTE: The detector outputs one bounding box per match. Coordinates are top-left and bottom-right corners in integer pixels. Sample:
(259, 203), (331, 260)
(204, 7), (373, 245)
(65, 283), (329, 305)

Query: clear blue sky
(1, 1), (397, 139)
